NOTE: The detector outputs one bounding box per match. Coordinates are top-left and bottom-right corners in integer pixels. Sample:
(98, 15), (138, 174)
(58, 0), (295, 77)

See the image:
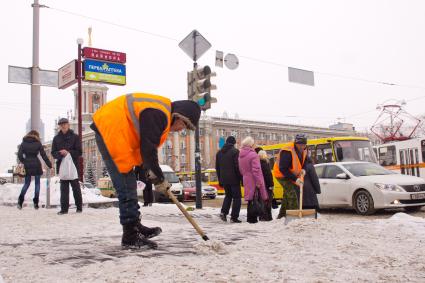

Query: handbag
(249, 187), (266, 217)
(59, 154), (79, 180)
(14, 163), (26, 177)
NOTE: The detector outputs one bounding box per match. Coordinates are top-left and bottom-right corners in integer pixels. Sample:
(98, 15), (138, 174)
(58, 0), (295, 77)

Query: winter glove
(295, 178), (304, 186)
(146, 170), (163, 185)
(155, 180), (171, 195)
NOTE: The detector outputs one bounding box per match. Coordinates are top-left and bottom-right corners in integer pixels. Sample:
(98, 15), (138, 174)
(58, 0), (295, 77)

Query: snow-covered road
(0, 204), (424, 282)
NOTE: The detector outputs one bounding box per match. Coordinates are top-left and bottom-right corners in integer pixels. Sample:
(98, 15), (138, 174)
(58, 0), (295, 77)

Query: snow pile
(0, 177), (116, 206)
(193, 240), (228, 255)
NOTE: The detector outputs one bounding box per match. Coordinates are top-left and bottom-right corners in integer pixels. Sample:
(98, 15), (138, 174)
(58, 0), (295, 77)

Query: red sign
(82, 47), (126, 64)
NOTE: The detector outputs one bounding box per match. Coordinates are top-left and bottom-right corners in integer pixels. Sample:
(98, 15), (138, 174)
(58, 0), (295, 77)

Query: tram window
(378, 146), (396, 166)
(422, 140), (425, 162)
(307, 145), (316, 164)
(316, 143), (334, 164)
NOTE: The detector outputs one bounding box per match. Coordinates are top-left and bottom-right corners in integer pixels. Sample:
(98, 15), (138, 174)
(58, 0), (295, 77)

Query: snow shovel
(285, 174), (317, 224)
(167, 190), (210, 241)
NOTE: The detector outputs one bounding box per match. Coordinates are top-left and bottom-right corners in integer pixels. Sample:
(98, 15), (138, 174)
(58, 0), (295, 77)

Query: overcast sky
(1, 0), (425, 172)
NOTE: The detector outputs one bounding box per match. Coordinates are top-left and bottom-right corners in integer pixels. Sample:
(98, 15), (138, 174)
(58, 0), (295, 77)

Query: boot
(219, 213), (227, 222)
(137, 222), (162, 239)
(34, 203), (39, 210)
(230, 218), (242, 223)
(17, 197), (24, 210)
(122, 222), (158, 249)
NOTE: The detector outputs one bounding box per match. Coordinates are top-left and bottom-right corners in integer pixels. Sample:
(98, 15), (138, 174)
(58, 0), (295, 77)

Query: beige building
(45, 84), (355, 181)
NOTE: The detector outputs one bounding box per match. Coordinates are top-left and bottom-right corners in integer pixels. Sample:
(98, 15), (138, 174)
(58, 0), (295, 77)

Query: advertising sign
(83, 59), (126, 85)
(58, 60), (77, 89)
(83, 47), (126, 64)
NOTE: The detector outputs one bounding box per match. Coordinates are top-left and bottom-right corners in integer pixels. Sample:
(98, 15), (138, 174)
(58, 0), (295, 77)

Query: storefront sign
(83, 59), (126, 85)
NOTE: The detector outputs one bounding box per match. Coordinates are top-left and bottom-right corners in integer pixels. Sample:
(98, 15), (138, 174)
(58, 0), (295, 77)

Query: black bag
(249, 187), (265, 217)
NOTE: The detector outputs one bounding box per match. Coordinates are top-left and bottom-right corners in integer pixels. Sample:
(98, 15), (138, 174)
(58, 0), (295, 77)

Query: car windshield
(183, 181), (195, 187)
(164, 172), (180, 183)
(342, 163), (395, 177)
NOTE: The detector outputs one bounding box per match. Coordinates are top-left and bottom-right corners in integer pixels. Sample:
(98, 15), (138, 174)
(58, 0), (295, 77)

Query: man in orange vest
(90, 93), (201, 249)
(273, 134), (310, 219)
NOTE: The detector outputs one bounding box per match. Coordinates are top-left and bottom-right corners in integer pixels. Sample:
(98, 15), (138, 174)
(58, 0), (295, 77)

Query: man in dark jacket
(91, 93), (201, 249)
(51, 118), (83, 215)
(216, 136), (242, 223)
(301, 162), (321, 210)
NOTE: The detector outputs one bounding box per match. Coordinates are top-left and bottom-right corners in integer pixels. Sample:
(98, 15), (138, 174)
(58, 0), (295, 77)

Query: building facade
(44, 86), (356, 182)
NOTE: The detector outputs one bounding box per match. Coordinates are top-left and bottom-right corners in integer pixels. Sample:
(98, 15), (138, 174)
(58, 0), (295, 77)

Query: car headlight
(374, 183), (405, 192)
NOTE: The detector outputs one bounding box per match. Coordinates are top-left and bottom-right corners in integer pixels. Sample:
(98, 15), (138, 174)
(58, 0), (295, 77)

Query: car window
(323, 165), (344, 179)
(314, 166), (325, 178)
(316, 143), (334, 164)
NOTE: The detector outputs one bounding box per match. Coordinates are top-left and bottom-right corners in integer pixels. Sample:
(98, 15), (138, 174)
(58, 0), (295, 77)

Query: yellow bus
(176, 169), (223, 193)
(262, 136), (377, 199)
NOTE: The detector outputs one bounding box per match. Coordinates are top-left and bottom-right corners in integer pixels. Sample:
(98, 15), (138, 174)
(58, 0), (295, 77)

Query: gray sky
(1, 0), (425, 172)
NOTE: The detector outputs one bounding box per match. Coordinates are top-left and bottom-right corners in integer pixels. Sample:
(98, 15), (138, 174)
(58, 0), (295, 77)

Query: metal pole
(46, 169), (50, 208)
(194, 62), (203, 209)
(77, 41), (84, 182)
(31, 0), (41, 134)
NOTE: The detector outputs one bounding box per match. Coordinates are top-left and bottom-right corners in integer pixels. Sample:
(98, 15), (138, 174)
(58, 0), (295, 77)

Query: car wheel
(404, 206), (423, 213)
(353, 190), (375, 215)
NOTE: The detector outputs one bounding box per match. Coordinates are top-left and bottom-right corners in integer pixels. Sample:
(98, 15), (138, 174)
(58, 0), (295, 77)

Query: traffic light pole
(193, 62), (203, 209)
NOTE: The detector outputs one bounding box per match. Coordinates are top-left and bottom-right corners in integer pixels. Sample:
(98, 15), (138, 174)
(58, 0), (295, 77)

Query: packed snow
(0, 204), (424, 282)
(0, 177), (116, 207)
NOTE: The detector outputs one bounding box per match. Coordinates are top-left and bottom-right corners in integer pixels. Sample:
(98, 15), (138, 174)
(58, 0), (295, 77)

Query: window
(316, 143), (334, 164)
(323, 165), (344, 179)
(378, 146), (396, 166)
(314, 165), (325, 178)
(422, 140), (425, 162)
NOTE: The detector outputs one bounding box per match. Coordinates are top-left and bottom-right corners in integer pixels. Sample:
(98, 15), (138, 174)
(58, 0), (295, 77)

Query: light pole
(77, 38), (84, 182)
(31, 0), (41, 134)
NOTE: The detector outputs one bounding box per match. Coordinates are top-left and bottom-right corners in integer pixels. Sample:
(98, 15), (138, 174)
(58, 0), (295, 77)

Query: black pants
(247, 200), (258, 223)
(143, 181), (153, 205)
(221, 184), (241, 220)
(259, 189), (273, 221)
(60, 179), (83, 212)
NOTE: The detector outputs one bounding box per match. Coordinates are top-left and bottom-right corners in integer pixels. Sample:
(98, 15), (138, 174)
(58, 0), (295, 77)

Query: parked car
(0, 178), (7, 185)
(182, 180), (218, 201)
(153, 165), (184, 202)
(315, 161), (425, 215)
(80, 182), (102, 196)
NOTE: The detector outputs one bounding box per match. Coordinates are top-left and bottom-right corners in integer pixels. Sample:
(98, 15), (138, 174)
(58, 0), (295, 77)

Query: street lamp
(76, 38), (84, 182)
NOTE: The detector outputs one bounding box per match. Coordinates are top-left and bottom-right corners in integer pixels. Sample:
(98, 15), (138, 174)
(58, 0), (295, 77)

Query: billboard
(83, 59), (126, 85)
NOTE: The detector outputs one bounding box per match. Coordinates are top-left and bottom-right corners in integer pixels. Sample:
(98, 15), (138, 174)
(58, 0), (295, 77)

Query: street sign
(215, 51), (224, 68)
(83, 59), (126, 85)
(288, 67), (315, 86)
(8, 65), (58, 87)
(58, 60), (77, 89)
(224, 53), (239, 70)
(179, 30), (212, 62)
(83, 47), (126, 64)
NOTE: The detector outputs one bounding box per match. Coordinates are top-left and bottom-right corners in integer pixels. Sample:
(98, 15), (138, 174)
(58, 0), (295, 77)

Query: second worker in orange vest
(273, 134), (311, 218)
(90, 93), (201, 249)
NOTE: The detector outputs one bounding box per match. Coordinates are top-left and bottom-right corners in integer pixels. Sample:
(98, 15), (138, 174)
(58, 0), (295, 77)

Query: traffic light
(187, 65), (217, 111)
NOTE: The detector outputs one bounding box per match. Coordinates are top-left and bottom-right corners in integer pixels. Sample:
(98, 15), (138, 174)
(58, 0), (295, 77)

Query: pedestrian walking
(17, 130), (52, 209)
(258, 150), (274, 221)
(238, 137), (268, 223)
(135, 166), (153, 207)
(51, 118), (83, 215)
(91, 93), (201, 249)
(216, 136), (242, 223)
(273, 134), (311, 219)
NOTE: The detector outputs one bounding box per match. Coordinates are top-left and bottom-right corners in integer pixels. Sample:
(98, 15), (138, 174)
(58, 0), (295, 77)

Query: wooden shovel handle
(167, 190), (209, 241)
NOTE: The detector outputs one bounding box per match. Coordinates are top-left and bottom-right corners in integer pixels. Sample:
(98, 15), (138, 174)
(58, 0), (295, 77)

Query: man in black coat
(300, 162), (321, 210)
(51, 118), (83, 214)
(216, 136), (242, 223)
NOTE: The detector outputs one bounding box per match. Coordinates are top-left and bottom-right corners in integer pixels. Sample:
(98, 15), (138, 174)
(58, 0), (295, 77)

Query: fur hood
(23, 134), (40, 143)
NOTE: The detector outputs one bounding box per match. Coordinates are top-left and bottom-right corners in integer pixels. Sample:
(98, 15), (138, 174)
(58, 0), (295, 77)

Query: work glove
(155, 180), (172, 195)
(146, 170), (162, 185)
(295, 178), (304, 186)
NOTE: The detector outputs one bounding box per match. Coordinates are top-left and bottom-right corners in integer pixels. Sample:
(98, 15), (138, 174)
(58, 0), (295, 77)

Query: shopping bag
(59, 154), (78, 180)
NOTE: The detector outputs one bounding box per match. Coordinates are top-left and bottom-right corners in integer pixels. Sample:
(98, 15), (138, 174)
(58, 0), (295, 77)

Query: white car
(153, 165), (184, 202)
(80, 182), (102, 196)
(315, 162), (425, 215)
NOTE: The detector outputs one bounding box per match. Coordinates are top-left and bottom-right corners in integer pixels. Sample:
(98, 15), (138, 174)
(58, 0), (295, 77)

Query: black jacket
(18, 134), (52, 176)
(215, 143), (242, 185)
(260, 159), (274, 189)
(51, 129), (82, 174)
(301, 162), (321, 209)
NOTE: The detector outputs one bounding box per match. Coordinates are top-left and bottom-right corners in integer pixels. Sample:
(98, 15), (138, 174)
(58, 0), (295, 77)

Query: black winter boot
(137, 222), (162, 239)
(122, 222), (158, 250)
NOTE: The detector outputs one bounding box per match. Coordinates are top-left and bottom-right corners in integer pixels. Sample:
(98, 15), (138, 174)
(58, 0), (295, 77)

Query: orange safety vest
(93, 93), (171, 173)
(273, 142), (307, 182)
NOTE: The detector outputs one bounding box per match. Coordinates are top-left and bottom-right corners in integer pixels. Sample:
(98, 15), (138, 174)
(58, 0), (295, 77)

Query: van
(153, 165), (184, 202)
(97, 177), (116, 198)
